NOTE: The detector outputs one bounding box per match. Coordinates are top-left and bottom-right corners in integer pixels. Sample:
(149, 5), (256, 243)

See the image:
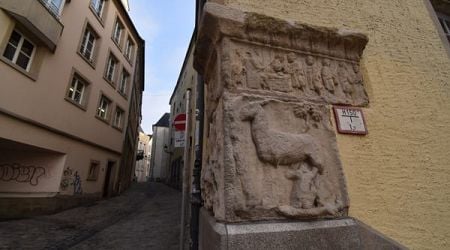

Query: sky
(128, 0), (196, 134)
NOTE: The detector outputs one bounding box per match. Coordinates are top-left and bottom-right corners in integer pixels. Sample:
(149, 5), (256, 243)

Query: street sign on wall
(333, 106), (368, 135)
(173, 114), (186, 131)
(174, 131), (185, 148)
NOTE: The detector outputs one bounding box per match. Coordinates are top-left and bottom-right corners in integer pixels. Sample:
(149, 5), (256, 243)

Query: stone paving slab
(0, 182), (181, 250)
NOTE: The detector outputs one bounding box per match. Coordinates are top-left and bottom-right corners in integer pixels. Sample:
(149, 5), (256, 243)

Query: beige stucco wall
(0, 0), (140, 197)
(0, 0), (138, 153)
(216, 0), (450, 249)
(0, 113), (121, 196)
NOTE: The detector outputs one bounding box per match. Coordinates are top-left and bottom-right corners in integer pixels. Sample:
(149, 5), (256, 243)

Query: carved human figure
(321, 58), (336, 93)
(261, 54), (292, 91)
(286, 53), (307, 91)
(242, 50), (265, 89)
(231, 50), (246, 87)
(305, 55), (323, 94)
(351, 64), (367, 99)
(337, 62), (353, 100)
(286, 163), (318, 209)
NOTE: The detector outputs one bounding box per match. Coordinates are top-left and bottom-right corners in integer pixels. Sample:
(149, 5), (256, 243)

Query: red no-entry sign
(173, 114), (186, 131)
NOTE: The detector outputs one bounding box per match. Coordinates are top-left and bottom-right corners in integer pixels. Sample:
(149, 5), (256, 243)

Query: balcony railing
(38, 0), (61, 18)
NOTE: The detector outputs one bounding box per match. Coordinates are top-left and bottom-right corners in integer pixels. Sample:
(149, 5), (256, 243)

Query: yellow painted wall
(220, 0), (450, 249)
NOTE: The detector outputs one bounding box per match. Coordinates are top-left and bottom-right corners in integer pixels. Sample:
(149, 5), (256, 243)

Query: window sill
(77, 51), (96, 69)
(95, 115), (110, 125)
(125, 55), (134, 66)
(89, 6), (105, 27)
(0, 57), (37, 81)
(111, 37), (123, 52)
(103, 76), (116, 89)
(118, 90), (128, 100)
(112, 124), (124, 133)
(64, 97), (87, 111)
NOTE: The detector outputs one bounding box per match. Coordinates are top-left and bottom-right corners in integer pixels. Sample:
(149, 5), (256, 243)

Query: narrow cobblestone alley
(0, 183), (181, 250)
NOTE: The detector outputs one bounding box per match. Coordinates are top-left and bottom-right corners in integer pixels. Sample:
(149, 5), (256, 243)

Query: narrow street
(0, 183), (181, 250)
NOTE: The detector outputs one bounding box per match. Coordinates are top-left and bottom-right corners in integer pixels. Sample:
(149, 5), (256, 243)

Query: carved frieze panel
(225, 40), (368, 106)
(195, 3), (368, 223)
(201, 94), (349, 222)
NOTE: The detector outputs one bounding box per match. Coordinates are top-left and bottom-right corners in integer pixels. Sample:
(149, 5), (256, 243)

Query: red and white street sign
(173, 113), (186, 131)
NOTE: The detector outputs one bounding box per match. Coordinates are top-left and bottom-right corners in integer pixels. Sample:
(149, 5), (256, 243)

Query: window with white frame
(67, 74), (87, 105)
(90, 0), (105, 18)
(113, 107), (124, 129)
(124, 37), (134, 60)
(3, 30), (35, 72)
(118, 69), (129, 95)
(80, 25), (97, 62)
(41, 0), (64, 17)
(105, 54), (118, 82)
(112, 19), (124, 45)
(437, 13), (450, 44)
(97, 95), (111, 120)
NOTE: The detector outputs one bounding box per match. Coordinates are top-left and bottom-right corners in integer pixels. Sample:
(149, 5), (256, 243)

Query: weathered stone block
(195, 3), (369, 222)
(199, 209), (407, 250)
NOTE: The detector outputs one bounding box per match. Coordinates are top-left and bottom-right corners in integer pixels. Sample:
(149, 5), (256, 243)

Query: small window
(87, 161), (100, 181)
(105, 53), (118, 83)
(90, 0), (105, 18)
(118, 69), (129, 95)
(41, 0), (64, 17)
(113, 107), (125, 129)
(67, 73), (87, 106)
(96, 95), (112, 120)
(3, 30), (35, 71)
(79, 25), (98, 62)
(112, 19), (124, 45)
(124, 37), (134, 60)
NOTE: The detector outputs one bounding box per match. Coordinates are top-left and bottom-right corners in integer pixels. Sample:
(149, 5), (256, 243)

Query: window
(105, 53), (118, 83)
(87, 161), (100, 181)
(118, 69), (129, 95)
(113, 107), (124, 129)
(112, 19), (124, 45)
(96, 95), (111, 120)
(79, 25), (97, 62)
(124, 38), (134, 60)
(41, 0), (64, 17)
(437, 13), (450, 43)
(3, 30), (35, 71)
(90, 0), (105, 18)
(67, 74), (87, 105)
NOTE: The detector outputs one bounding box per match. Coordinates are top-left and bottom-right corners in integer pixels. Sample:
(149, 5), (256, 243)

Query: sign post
(173, 114), (187, 148)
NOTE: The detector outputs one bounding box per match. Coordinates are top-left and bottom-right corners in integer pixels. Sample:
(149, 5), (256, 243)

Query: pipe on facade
(180, 88), (192, 250)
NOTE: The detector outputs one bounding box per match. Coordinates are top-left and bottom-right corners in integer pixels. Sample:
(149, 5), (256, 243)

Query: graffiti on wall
(60, 167), (83, 194)
(73, 171), (82, 194)
(0, 163), (46, 186)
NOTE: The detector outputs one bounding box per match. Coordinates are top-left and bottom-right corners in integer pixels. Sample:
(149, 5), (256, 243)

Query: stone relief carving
(194, 4), (366, 222)
(228, 42), (368, 106)
(239, 101), (324, 170)
(200, 95), (349, 221)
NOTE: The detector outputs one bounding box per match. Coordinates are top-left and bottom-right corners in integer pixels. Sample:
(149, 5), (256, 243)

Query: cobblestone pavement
(0, 182), (181, 250)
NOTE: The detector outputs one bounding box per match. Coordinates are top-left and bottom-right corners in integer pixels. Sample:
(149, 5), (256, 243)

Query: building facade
(149, 113), (170, 182)
(188, 0), (450, 249)
(135, 129), (151, 182)
(0, 0), (144, 217)
(168, 34), (197, 191)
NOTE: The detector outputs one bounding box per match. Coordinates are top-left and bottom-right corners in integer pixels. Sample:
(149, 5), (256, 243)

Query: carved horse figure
(239, 101), (324, 171)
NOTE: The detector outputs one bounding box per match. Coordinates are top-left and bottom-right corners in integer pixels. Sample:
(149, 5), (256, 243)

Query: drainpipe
(190, 75), (204, 250)
(180, 88), (191, 250)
